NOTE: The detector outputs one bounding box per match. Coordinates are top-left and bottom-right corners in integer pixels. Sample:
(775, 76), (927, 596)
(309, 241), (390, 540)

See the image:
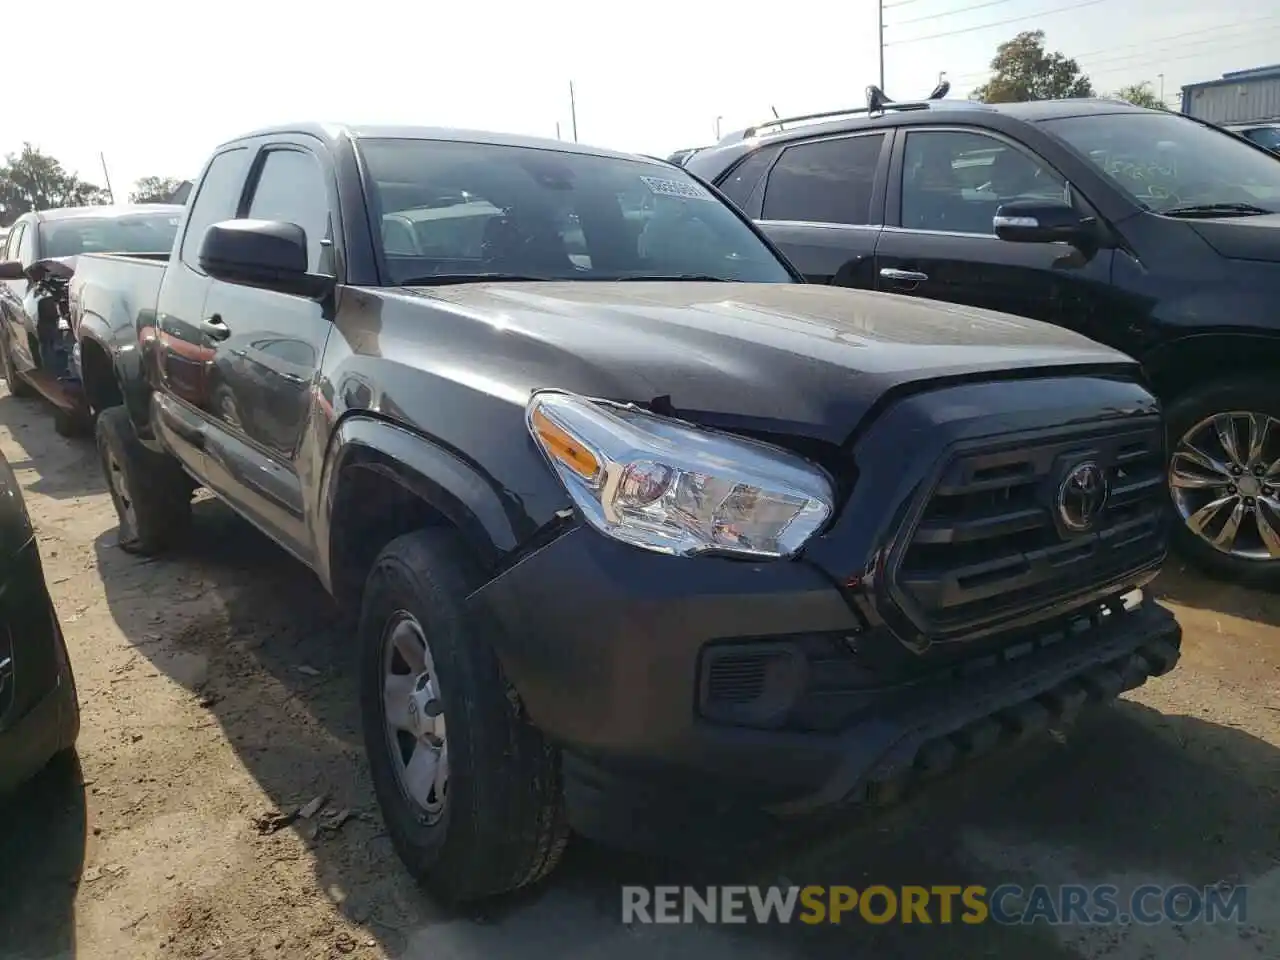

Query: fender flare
(1143, 332), (1280, 394)
(76, 310), (153, 435)
(315, 414), (524, 587)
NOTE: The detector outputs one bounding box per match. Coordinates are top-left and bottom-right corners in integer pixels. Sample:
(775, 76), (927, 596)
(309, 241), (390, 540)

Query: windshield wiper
(1162, 202), (1276, 218)
(608, 274), (730, 282)
(398, 273), (553, 286)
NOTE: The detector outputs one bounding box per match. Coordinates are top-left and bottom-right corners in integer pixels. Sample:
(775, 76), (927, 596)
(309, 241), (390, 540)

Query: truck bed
(69, 252), (168, 344)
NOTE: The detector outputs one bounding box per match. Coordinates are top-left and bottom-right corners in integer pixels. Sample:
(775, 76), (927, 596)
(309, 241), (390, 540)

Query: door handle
(879, 268), (929, 283)
(201, 315), (231, 341)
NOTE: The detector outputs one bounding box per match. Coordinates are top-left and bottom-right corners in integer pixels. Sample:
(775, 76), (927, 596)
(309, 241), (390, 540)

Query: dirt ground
(0, 388), (1276, 960)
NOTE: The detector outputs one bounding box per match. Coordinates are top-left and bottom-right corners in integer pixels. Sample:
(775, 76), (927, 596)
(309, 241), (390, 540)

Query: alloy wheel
(1169, 411), (1280, 561)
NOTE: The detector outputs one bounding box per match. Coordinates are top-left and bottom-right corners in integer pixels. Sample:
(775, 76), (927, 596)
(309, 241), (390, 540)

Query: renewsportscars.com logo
(621, 884), (1249, 926)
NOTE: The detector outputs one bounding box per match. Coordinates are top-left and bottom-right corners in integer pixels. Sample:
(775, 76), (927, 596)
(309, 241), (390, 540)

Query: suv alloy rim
(1170, 411), (1280, 560)
(380, 611), (449, 823)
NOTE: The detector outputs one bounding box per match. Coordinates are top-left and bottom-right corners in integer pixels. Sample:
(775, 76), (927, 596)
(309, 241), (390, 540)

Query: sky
(2, 0), (1277, 200)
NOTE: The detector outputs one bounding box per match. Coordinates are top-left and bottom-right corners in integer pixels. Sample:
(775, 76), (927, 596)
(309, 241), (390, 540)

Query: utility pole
(569, 81), (579, 143)
(878, 0), (885, 89)
(1158, 73), (1165, 103)
(715, 115), (723, 139)
(99, 152), (116, 204)
(556, 122), (562, 141)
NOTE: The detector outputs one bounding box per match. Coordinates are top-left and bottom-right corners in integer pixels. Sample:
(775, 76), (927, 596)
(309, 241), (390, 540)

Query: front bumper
(471, 525), (1181, 843)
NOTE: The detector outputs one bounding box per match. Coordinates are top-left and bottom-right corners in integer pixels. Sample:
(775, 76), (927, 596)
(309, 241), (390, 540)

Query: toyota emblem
(1057, 461), (1109, 532)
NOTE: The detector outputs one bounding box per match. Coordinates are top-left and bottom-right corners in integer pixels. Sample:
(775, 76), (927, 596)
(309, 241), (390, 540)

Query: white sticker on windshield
(640, 176), (713, 201)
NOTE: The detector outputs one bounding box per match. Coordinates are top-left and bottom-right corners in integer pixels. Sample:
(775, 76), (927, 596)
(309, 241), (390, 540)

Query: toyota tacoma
(67, 123), (1181, 903)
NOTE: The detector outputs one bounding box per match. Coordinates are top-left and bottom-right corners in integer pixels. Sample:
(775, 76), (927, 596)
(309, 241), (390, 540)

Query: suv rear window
(761, 135), (884, 225)
(357, 139), (794, 285)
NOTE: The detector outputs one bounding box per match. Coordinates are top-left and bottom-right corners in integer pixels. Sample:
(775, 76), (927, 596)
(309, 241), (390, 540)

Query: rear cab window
(355, 138), (795, 284)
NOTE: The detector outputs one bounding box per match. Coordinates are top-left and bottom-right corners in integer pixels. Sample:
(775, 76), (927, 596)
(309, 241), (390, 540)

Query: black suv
(684, 93), (1280, 587)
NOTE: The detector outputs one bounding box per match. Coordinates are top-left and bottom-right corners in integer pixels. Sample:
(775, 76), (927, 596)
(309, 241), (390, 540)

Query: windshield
(357, 138), (794, 284)
(1041, 112), (1280, 214)
(38, 213), (181, 258)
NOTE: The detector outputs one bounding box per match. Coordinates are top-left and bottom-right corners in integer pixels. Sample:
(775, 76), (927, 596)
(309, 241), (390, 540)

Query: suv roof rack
(740, 79), (959, 139)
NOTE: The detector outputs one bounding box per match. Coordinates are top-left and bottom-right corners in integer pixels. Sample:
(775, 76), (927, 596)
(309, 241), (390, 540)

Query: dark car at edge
(68, 122), (1181, 902)
(0, 447), (80, 794)
(684, 94), (1280, 587)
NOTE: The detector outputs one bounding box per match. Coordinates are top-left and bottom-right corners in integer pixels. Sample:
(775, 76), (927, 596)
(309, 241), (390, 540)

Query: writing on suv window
(1042, 112), (1280, 216)
(357, 138), (795, 285)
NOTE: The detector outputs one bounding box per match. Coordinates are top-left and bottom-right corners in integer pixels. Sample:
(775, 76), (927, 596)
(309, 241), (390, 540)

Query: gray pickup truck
(69, 123), (1181, 903)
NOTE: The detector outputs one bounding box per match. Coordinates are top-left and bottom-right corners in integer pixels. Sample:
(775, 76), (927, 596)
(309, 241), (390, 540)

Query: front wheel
(359, 529), (568, 903)
(1166, 378), (1280, 588)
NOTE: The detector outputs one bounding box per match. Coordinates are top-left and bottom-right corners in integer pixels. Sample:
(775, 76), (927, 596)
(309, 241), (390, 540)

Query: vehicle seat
(382, 218), (419, 256)
(44, 228), (85, 258)
(481, 215), (571, 274)
(903, 147), (971, 232)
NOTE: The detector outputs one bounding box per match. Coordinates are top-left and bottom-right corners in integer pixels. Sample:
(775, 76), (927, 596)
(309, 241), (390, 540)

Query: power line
(945, 15), (1280, 85)
(1087, 32), (1280, 77)
(1083, 26), (1280, 71)
(890, 0), (1024, 27)
(884, 0), (1107, 46)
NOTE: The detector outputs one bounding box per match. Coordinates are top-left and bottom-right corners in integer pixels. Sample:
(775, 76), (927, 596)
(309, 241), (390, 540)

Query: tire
(358, 528), (568, 903)
(0, 337), (36, 399)
(1165, 377), (1280, 588)
(95, 405), (192, 555)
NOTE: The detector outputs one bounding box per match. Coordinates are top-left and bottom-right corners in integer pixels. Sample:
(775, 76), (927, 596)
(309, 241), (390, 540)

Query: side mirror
(993, 199), (1090, 245)
(198, 219), (332, 299)
(0, 260), (24, 280)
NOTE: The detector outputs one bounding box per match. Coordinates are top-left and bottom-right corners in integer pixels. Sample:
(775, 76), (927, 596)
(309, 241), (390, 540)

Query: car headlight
(526, 390), (834, 559)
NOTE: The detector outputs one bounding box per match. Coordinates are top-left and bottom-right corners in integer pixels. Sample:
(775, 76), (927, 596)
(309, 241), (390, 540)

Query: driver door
(875, 127), (1115, 329)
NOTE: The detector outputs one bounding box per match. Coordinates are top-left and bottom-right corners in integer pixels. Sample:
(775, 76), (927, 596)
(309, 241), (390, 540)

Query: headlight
(526, 390), (834, 559)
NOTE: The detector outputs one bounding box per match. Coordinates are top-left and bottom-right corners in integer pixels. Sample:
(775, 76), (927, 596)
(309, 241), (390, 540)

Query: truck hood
(1186, 212), (1280, 262)
(400, 281), (1136, 447)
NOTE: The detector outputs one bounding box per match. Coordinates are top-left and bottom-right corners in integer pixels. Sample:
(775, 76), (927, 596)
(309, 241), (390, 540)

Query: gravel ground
(0, 389), (1276, 960)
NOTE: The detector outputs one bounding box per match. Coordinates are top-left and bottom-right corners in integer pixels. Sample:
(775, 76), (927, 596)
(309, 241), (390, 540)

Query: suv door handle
(879, 268), (929, 283)
(201, 315), (231, 341)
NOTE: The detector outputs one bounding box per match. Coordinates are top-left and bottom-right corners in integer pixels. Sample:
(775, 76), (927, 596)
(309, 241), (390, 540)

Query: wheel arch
(317, 415), (527, 612)
(1145, 333), (1280, 401)
(77, 332), (124, 413)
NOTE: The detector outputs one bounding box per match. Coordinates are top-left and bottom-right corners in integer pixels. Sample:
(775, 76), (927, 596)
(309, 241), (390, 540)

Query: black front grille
(892, 420), (1166, 637)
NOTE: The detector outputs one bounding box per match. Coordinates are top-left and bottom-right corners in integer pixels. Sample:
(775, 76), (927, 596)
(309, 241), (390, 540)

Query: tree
(130, 176), (184, 204)
(1110, 82), (1167, 110)
(971, 30), (1095, 103)
(0, 144), (109, 226)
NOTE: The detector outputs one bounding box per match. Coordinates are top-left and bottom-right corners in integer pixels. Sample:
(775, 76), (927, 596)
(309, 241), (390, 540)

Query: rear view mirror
(198, 219), (332, 299)
(0, 260), (24, 280)
(993, 199), (1089, 245)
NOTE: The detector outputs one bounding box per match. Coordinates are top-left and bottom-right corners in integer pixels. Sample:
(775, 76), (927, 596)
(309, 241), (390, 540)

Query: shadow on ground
(1154, 561), (1280, 628)
(0, 750), (87, 958)
(0, 395), (103, 500)
(92, 504), (1279, 959)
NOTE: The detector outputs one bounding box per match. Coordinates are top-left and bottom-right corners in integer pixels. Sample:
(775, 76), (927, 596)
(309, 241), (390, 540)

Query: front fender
(315, 414), (533, 589)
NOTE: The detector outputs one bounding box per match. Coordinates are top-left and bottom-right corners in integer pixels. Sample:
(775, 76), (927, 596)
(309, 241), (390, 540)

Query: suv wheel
(359, 529), (568, 903)
(1166, 378), (1280, 587)
(95, 406), (193, 555)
